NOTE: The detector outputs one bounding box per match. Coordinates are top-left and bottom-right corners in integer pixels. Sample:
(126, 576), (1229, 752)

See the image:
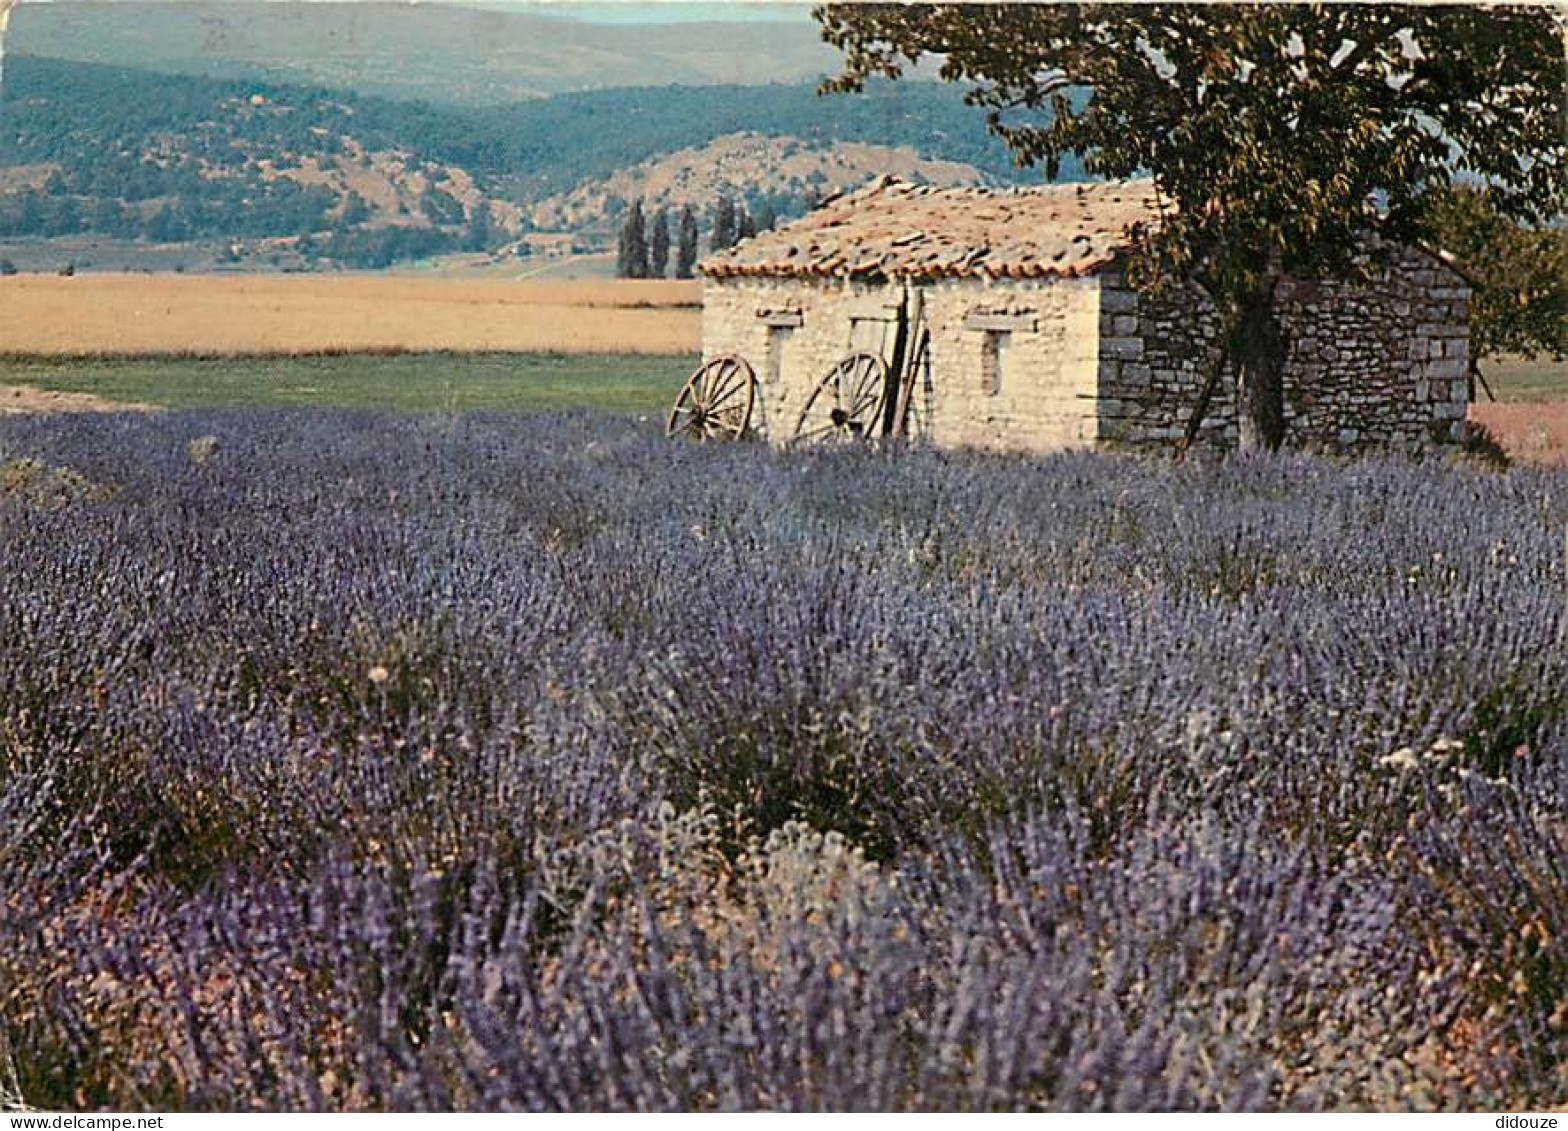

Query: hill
(4, 0), (843, 105)
(0, 55), (1069, 269)
(529, 132), (993, 232)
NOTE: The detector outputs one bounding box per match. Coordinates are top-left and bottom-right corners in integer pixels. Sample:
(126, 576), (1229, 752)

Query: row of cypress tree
(616, 196), (777, 279)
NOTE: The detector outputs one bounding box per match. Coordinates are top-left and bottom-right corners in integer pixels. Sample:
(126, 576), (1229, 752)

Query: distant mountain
(5, 0), (843, 104)
(0, 55), (1072, 271)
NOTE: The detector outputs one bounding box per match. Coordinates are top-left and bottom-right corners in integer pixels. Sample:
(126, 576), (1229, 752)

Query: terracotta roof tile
(700, 176), (1162, 281)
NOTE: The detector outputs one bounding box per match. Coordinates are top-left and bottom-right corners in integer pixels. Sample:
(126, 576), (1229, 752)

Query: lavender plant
(0, 410), (1562, 1111)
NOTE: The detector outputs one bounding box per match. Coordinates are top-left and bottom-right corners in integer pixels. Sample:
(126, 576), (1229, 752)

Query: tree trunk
(1229, 284), (1287, 452)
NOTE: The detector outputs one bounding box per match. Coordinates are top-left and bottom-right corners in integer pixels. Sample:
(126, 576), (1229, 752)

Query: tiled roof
(700, 176), (1162, 282)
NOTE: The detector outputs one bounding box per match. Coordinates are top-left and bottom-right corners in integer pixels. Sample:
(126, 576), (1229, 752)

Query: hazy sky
(492, 1), (812, 21)
(5, 0), (817, 19)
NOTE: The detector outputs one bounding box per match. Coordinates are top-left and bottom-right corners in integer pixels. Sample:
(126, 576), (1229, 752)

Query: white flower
(1379, 747), (1420, 771)
(368, 665), (390, 685)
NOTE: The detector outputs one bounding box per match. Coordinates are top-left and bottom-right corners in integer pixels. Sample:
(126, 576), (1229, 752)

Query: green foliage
(0, 54), (1041, 201)
(318, 224), (455, 269)
(419, 184), (465, 228)
(1420, 184), (1567, 375)
(616, 199), (650, 279)
(339, 190), (371, 227)
(710, 195), (738, 253)
(648, 206), (671, 279)
(820, 4), (1562, 287)
(818, 3), (1566, 449)
(675, 205), (699, 279)
(0, 352), (694, 413)
(462, 201), (493, 253)
(1451, 420), (1511, 471)
(0, 54), (1057, 268)
(0, 457), (115, 508)
(1461, 680), (1561, 780)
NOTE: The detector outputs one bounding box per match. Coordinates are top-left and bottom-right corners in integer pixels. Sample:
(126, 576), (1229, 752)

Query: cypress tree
(616, 200), (650, 278)
(737, 206), (757, 241)
(649, 206), (671, 279)
(632, 201), (650, 278)
(675, 205), (699, 279)
(616, 205), (635, 278)
(710, 196), (737, 253)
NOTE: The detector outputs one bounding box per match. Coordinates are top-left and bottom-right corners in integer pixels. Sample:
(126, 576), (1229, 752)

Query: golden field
(0, 274), (703, 356)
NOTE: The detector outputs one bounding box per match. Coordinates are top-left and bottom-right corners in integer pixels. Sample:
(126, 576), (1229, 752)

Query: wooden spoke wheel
(791, 352), (890, 446)
(667, 355), (757, 441)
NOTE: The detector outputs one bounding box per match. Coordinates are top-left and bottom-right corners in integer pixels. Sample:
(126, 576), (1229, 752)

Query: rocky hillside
(529, 132), (993, 231)
(0, 55), (1068, 270)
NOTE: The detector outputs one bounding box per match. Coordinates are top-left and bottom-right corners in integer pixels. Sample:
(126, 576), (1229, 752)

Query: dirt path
(0, 384), (155, 416)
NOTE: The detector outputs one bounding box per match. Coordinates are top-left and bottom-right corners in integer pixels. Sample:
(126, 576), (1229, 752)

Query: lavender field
(1, 410), (1564, 1112)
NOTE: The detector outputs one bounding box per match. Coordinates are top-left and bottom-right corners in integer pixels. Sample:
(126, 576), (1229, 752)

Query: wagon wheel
(667, 355), (756, 440)
(791, 352), (890, 445)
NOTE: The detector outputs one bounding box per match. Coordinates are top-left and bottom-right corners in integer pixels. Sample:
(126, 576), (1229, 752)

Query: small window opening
(767, 326), (793, 385)
(981, 330), (1011, 396)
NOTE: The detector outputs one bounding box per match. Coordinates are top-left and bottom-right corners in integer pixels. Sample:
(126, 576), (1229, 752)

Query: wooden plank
(846, 295), (905, 321)
(757, 310), (804, 328)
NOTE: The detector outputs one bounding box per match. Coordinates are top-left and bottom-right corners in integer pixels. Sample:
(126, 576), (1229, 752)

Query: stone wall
(702, 242), (1467, 455)
(922, 276), (1101, 452)
(1275, 244), (1470, 450)
(700, 276), (902, 443)
(701, 274), (1103, 450)
(1095, 272), (1230, 449)
(1097, 244), (1470, 453)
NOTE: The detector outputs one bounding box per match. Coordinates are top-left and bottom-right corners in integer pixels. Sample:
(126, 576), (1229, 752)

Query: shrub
(1454, 419), (1512, 470)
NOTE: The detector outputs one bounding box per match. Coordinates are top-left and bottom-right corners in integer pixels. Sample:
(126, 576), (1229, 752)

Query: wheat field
(0, 275), (703, 355)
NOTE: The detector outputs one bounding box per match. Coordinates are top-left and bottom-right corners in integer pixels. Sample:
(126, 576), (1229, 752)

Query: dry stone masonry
(1096, 243), (1470, 453)
(700, 177), (1470, 454)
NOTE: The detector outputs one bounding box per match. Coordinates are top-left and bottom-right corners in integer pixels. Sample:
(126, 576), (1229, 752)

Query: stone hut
(698, 176), (1471, 452)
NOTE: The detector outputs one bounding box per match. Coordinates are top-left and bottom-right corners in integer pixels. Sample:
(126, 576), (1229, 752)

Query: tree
(420, 185), (465, 228)
(649, 206), (671, 278)
(90, 196), (126, 236)
(1420, 184), (1566, 400)
(755, 201), (779, 232)
(144, 203), (185, 243)
(675, 205), (699, 279)
(339, 190), (371, 227)
(710, 195), (738, 253)
(737, 205), (757, 242)
(43, 195), (82, 236)
(818, 4), (1564, 451)
(464, 202), (493, 252)
(14, 192), (43, 236)
(616, 199), (650, 278)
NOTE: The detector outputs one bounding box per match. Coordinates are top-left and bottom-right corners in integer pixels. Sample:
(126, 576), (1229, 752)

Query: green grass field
(0, 349), (1559, 416)
(1481, 355), (1568, 402)
(0, 352), (697, 414)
